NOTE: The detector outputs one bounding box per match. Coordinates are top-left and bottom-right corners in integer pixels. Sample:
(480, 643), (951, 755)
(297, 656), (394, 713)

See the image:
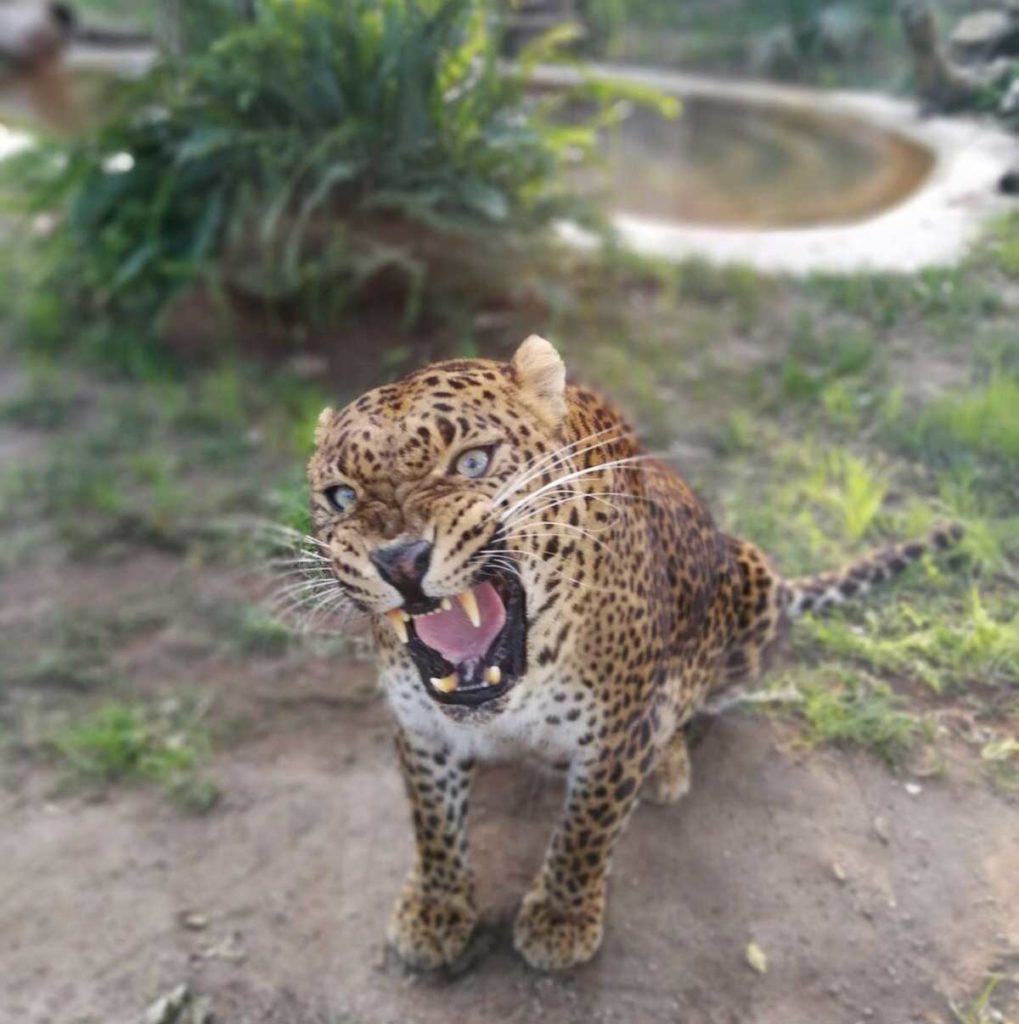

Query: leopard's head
(307, 335), (586, 713)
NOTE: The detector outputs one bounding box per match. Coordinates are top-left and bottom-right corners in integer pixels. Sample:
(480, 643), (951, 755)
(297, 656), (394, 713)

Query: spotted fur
(306, 336), (962, 971)
(782, 523), (964, 617)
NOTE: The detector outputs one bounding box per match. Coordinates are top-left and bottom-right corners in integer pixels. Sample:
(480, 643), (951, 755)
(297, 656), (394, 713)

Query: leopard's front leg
(514, 751), (643, 970)
(387, 727), (477, 970)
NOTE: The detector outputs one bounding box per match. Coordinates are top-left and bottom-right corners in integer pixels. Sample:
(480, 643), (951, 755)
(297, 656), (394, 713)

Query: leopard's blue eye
(324, 484), (357, 513)
(455, 447), (492, 479)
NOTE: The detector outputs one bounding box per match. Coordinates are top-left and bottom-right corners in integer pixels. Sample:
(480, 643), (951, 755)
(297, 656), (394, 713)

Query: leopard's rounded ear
(313, 406), (336, 448)
(511, 335), (566, 424)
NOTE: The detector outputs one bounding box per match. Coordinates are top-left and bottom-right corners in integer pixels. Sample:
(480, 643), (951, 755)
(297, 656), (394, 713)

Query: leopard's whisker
(504, 522), (614, 556)
(479, 559), (524, 583)
(264, 558), (328, 573)
(503, 491), (624, 532)
(311, 594), (363, 635)
(492, 427), (635, 507)
(503, 488), (664, 534)
(266, 557), (333, 575)
(490, 426), (624, 506)
(228, 517), (333, 553)
(267, 576), (340, 603)
(269, 552), (332, 568)
(286, 588), (357, 635)
(477, 544), (615, 593)
(263, 573), (333, 595)
(501, 455), (656, 523)
(493, 429), (635, 509)
(265, 585), (345, 621)
(502, 455), (652, 521)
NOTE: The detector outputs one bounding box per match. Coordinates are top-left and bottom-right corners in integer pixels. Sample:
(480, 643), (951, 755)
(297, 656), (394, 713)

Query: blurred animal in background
(0, 1), (78, 128)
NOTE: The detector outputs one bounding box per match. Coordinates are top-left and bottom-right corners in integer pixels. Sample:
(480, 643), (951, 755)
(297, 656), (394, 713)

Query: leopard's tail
(780, 522), (964, 619)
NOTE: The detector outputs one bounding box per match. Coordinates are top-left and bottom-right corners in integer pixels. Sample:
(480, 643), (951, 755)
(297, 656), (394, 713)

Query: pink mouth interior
(414, 582), (506, 663)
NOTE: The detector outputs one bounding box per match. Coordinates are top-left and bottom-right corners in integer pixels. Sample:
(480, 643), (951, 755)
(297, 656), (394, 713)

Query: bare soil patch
(2, 684), (1017, 1024)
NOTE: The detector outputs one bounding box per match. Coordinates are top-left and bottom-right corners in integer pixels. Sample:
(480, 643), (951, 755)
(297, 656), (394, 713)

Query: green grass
(223, 604), (294, 656)
(0, 378), (80, 430)
(0, 355), (325, 560)
(906, 372), (1019, 465)
(51, 699), (218, 811)
(986, 212), (1019, 278)
(1, 608), (166, 692)
(720, 443), (894, 573)
(789, 669), (926, 768)
(778, 316), (878, 405)
(981, 736), (1019, 791)
(4, 626), (112, 692)
(794, 592), (1019, 695)
(589, 220), (1019, 781)
(805, 266), (1003, 334)
(8, 437), (189, 557)
(805, 449), (888, 543)
(951, 976), (1007, 1024)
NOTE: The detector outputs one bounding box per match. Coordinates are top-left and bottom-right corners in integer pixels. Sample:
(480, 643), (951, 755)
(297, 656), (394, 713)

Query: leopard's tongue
(414, 582), (506, 664)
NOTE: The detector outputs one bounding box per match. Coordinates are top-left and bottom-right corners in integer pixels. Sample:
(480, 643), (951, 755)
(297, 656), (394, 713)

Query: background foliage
(14, 0), (620, 358)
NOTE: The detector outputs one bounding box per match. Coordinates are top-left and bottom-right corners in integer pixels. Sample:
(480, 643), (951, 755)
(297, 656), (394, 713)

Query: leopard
(305, 334), (962, 972)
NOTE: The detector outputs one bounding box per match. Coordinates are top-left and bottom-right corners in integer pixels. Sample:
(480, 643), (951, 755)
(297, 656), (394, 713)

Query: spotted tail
(781, 522), (964, 619)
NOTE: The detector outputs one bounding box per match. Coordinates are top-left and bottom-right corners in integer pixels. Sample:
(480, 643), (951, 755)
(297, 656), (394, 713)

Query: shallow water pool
(580, 92), (937, 230)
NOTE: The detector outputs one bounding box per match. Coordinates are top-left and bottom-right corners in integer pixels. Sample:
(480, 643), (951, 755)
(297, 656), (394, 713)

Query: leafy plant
(24, 0), (615, 356)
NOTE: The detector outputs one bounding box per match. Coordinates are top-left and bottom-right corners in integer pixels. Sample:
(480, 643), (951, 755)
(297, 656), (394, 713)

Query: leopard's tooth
(457, 589), (481, 628)
(440, 597), (452, 611)
(430, 674), (458, 693)
(484, 665), (502, 686)
(386, 608), (409, 644)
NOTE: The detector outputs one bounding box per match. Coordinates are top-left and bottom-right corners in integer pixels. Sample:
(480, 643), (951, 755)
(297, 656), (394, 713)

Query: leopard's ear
(511, 335), (566, 424)
(313, 406), (336, 448)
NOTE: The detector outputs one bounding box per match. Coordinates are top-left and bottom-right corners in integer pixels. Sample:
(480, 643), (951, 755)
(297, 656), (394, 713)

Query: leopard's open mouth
(388, 565), (527, 708)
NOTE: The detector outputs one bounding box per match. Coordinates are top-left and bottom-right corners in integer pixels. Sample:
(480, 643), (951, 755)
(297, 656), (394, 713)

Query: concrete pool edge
(538, 63), (1017, 275)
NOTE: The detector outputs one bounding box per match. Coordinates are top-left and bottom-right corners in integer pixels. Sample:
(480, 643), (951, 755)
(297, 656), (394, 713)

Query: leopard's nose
(370, 539), (433, 601)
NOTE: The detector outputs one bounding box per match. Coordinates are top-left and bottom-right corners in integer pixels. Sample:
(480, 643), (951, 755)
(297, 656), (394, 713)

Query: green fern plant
(23, 0), (617, 355)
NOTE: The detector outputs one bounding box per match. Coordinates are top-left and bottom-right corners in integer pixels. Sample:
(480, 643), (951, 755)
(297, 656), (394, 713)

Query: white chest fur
(382, 663), (594, 766)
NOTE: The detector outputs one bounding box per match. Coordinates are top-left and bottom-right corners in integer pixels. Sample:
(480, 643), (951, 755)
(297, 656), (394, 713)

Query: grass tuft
(907, 372), (1019, 466)
(985, 212), (1019, 279)
(51, 699), (218, 811)
(793, 670), (924, 767)
(950, 975), (1005, 1024)
(796, 592), (1019, 694)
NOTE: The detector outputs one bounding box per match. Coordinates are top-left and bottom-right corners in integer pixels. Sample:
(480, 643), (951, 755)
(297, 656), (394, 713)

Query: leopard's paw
(642, 733), (691, 806)
(513, 885), (605, 970)
(642, 760), (691, 805)
(386, 880), (477, 970)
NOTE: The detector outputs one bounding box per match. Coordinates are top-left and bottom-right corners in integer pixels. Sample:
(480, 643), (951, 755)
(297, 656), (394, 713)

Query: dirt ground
(2, 604), (1018, 1024)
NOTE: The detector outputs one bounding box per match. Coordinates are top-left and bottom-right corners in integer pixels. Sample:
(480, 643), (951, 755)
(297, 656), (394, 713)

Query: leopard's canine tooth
(485, 665), (502, 685)
(457, 589), (481, 628)
(386, 608), (409, 644)
(430, 674), (458, 693)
